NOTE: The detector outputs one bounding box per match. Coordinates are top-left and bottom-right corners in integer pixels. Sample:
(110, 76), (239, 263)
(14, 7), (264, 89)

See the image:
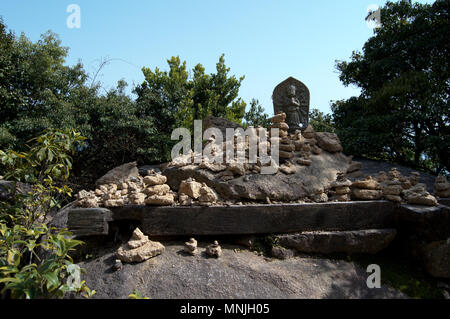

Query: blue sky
(0, 0), (434, 116)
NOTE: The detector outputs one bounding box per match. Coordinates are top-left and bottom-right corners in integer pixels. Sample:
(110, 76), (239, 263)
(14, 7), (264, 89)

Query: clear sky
(0, 0), (435, 116)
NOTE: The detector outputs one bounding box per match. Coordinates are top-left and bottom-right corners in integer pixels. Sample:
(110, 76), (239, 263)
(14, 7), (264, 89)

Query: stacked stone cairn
(206, 240), (222, 258)
(434, 176), (450, 198)
(294, 124), (316, 167)
(351, 176), (383, 200)
(178, 178), (219, 206)
(75, 170), (175, 208)
(329, 172), (352, 202)
(270, 112), (295, 164)
(116, 228), (165, 263)
(184, 238), (198, 256)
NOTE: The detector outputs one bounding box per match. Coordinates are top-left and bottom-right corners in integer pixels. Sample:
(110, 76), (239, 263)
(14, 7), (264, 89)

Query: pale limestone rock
(352, 189), (382, 200)
(335, 186), (351, 195)
(407, 194), (438, 206)
(270, 112), (287, 123)
(383, 185), (403, 196)
(352, 176), (381, 190)
(384, 195), (402, 203)
(271, 122), (289, 131)
(314, 132), (343, 153)
(104, 199), (124, 207)
(199, 184), (219, 203)
(143, 174), (167, 186)
(206, 241), (222, 258)
(280, 164), (297, 175)
(312, 192), (328, 203)
(227, 163), (245, 176)
(184, 238), (198, 256)
(302, 125), (315, 139)
(144, 184), (170, 196)
(145, 193), (174, 206)
(179, 179), (202, 199)
(434, 176), (450, 198)
(296, 158), (312, 166)
(179, 194), (193, 206)
(116, 228), (164, 263)
(129, 193), (146, 205)
(388, 168), (401, 180)
(312, 145), (322, 155)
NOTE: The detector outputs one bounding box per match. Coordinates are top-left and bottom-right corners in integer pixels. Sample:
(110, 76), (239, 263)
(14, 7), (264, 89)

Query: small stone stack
(381, 168), (405, 203)
(143, 173), (174, 206)
(116, 228), (165, 263)
(403, 183), (438, 206)
(270, 112), (294, 162)
(329, 172), (352, 202)
(184, 238), (198, 256)
(206, 240), (222, 258)
(351, 176), (383, 200)
(178, 178), (219, 206)
(434, 176), (450, 198)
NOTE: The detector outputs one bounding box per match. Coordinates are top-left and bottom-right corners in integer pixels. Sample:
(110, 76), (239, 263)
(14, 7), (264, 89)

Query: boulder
(407, 194), (438, 207)
(420, 239), (450, 278)
(276, 229), (397, 254)
(163, 151), (351, 202)
(96, 162), (139, 187)
(314, 132), (343, 153)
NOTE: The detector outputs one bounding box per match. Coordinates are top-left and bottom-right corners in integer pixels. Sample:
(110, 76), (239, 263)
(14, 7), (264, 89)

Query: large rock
(314, 132), (343, 153)
(96, 162), (139, 187)
(276, 229), (397, 254)
(163, 151), (351, 201)
(420, 239), (450, 278)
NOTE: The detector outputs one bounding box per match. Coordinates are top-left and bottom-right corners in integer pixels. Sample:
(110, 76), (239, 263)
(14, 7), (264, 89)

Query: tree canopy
(332, 0), (449, 174)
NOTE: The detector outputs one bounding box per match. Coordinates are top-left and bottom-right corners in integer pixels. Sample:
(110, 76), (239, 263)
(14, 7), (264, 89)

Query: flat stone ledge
(276, 229), (397, 254)
(67, 201), (396, 237)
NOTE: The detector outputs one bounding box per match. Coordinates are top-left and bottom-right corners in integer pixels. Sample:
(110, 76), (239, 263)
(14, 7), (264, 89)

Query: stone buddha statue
(273, 77), (310, 132)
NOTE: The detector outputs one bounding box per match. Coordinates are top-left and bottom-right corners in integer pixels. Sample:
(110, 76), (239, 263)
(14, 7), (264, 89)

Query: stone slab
(67, 201), (398, 237)
(67, 208), (113, 237)
(276, 229), (397, 254)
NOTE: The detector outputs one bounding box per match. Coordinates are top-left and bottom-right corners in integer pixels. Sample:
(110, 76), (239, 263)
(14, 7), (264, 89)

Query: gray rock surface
(420, 239), (450, 279)
(164, 152), (351, 201)
(276, 229), (397, 254)
(96, 162), (139, 187)
(74, 242), (406, 299)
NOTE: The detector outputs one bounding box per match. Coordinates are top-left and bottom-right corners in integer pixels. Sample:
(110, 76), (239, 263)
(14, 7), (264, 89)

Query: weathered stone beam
(67, 208), (113, 237)
(105, 201), (397, 236)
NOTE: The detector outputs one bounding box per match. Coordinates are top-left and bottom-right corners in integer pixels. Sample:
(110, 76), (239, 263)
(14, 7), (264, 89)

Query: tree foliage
(309, 108), (335, 133)
(0, 130), (95, 299)
(332, 0), (449, 174)
(243, 99), (271, 128)
(134, 54), (247, 162)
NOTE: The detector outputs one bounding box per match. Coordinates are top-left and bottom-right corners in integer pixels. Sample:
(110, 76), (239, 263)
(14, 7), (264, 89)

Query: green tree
(0, 130), (95, 299)
(309, 108), (335, 133)
(243, 99), (271, 128)
(134, 54), (247, 162)
(332, 0), (449, 174)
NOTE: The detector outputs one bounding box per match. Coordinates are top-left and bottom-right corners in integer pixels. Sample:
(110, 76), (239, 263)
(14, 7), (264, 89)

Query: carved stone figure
(272, 77), (310, 132)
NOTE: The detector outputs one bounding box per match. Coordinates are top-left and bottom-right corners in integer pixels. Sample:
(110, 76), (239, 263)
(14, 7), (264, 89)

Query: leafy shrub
(0, 129), (95, 299)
